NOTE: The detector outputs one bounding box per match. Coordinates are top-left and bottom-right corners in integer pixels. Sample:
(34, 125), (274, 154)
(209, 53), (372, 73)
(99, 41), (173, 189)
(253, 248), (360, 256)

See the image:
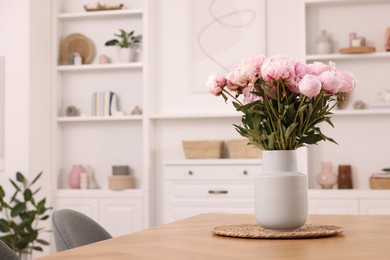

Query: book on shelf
(91, 91), (118, 116)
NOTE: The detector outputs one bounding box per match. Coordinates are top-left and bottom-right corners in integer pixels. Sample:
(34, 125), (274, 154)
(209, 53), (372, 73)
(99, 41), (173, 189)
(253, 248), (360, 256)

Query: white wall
(0, 0), (51, 257)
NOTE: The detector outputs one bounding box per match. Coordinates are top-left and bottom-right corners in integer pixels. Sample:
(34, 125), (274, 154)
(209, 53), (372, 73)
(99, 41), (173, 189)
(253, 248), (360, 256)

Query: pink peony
(261, 54), (296, 82)
(239, 54), (266, 74)
(207, 73), (226, 96)
(231, 63), (259, 88)
(319, 70), (341, 94)
(225, 71), (240, 91)
(337, 70), (358, 93)
(307, 61), (336, 76)
(298, 75), (321, 98)
(242, 86), (262, 104)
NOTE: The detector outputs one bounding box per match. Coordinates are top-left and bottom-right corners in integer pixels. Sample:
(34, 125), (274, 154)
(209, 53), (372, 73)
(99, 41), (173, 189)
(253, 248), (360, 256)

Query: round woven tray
(60, 33), (94, 65)
(213, 224), (343, 239)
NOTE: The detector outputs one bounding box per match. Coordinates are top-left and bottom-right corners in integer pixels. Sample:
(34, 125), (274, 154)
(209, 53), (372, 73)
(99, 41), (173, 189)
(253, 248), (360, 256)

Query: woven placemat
(213, 224), (343, 239)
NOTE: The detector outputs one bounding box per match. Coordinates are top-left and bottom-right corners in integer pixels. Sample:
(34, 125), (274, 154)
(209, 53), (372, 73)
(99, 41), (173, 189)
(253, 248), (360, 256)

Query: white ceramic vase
(255, 150), (307, 231)
(118, 47), (135, 63)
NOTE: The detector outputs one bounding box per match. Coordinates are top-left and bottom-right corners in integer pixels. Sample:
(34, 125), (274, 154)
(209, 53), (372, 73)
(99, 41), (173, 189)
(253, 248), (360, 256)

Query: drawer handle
(208, 190), (228, 194)
(243, 170), (248, 175)
(188, 171), (193, 175)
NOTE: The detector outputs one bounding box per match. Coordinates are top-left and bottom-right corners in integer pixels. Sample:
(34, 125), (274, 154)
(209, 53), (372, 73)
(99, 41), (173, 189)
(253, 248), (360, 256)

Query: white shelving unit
(50, 0), (150, 237)
(303, 0), (390, 204)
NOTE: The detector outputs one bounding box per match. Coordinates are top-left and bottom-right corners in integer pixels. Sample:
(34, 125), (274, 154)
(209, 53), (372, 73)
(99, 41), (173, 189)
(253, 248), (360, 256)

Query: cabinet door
(99, 198), (143, 237)
(308, 199), (359, 215)
(54, 197), (99, 222)
(360, 199), (390, 215)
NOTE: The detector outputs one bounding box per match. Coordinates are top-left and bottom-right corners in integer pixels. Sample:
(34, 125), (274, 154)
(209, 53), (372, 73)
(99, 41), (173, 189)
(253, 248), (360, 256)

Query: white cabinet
(55, 190), (144, 237)
(162, 159), (261, 223)
(51, 0), (150, 235)
(359, 199), (390, 215)
(308, 199), (359, 215)
(309, 190), (390, 215)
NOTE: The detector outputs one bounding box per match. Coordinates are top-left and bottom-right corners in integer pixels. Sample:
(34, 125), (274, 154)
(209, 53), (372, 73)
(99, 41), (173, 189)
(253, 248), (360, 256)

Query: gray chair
(52, 209), (112, 252)
(0, 240), (20, 260)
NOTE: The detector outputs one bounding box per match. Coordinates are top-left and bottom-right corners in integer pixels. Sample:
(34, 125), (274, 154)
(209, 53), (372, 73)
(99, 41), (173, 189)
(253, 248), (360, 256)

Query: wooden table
(36, 214), (390, 259)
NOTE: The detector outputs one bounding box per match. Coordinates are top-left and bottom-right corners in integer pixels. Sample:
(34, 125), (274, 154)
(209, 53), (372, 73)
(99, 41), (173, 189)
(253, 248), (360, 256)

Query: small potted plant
(0, 172), (52, 258)
(105, 29), (142, 63)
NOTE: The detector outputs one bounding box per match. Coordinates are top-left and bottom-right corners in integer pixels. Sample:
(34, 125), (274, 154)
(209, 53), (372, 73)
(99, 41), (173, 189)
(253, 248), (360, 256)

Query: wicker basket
(369, 177), (390, 189)
(226, 139), (262, 159)
(182, 140), (224, 159)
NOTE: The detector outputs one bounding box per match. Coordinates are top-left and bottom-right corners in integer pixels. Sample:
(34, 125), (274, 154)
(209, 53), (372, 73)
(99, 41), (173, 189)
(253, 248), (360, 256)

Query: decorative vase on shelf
(316, 162), (337, 189)
(316, 30), (332, 54)
(118, 48), (135, 63)
(69, 164), (86, 189)
(255, 150), (307, 231)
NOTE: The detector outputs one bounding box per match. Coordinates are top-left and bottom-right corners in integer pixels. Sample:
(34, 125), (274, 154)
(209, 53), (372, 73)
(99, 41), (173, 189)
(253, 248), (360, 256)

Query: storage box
(226, 139), (262, 159)
(369, 177), (390, 189)
(182, 140), (224, 159)
(109, 175), (134, 190)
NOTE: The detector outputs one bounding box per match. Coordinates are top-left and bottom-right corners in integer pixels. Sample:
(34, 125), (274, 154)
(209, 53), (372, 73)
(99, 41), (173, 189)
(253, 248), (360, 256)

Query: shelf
(150, 113), (240, 120)
(164, 159), (263, 166)
(57, 63), (143, 72)
(333, 109), (390, 116)
(306, 52), (390, 61)
(305, 0), (390, 6)
(308, 189), (390, 198)
(57, 115), (143, 122)
(55, 188), (144, 197)
(57, 9), (143, 20)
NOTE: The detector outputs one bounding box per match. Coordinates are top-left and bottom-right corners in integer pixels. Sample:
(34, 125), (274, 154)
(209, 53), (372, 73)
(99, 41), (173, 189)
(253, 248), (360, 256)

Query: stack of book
(91, 91), (118, 116)
(369, 172), (390, 189)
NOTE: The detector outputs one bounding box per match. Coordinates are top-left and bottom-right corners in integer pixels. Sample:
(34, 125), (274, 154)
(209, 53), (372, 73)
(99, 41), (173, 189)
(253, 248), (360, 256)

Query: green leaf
(0, 187), (4, 198)
(0, 219), (10, 232)
(16, 172), (26, 184)
(30, 172), (42, 186)
(9, 179), (21, 193)
(11, 203), (26, 217)
(32, 246), (43, 252)
(23, 189), (32, 201)
(285, 123), (297, 139)
(36, 239), (49, 245)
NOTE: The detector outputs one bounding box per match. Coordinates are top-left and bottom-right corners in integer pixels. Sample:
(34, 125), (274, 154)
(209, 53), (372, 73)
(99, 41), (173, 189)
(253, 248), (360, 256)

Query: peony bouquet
(207, 54), (357, 150)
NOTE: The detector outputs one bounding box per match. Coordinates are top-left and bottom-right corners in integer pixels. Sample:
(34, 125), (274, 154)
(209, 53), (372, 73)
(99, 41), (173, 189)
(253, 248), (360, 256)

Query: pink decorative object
(98, 54), (110, 64)
(385, 27), (390, 51)
(316, 162), (337, 189)
(69, 164), (86, 189)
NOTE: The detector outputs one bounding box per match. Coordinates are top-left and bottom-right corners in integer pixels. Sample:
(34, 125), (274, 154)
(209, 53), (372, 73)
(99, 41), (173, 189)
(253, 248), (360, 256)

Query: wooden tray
(84, 4), (124, 12)
(339, 46), (376, 54)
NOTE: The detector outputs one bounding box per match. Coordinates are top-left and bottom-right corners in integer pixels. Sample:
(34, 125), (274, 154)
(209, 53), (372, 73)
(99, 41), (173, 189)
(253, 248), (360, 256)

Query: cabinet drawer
(308, 199), (359, 215)
(170, 183), (254, 199)
(360, 199), (390, 215)
(165, 164), (261, 180)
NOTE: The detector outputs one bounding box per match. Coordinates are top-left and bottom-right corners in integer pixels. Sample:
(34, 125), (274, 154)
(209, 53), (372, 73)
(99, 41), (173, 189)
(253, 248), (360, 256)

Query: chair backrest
(0, 240), (20, 260)
(52, 209), (112, 252)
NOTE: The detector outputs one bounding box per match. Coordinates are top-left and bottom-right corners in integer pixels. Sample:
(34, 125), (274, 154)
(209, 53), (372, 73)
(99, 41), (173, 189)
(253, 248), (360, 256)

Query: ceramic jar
(316, 162), (337, 189)
(316, 30), (332, 54)
(69, 164), (86, 189)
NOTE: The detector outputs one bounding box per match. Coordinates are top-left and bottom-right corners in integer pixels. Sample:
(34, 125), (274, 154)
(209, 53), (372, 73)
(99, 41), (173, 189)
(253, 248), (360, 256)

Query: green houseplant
(105, 29), (142, 62)
(0, 172), (52, 257)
